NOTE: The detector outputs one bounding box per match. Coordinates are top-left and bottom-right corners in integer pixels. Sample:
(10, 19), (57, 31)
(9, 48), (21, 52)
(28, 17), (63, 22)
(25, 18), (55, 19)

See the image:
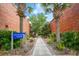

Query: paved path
(32, 37), (52, 56)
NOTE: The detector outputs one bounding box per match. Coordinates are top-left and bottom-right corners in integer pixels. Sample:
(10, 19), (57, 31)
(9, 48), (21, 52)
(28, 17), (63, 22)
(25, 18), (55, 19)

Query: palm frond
(41, 3), (53, 14)
(28, 7), (34, 13)
(61, 3), (71, 11)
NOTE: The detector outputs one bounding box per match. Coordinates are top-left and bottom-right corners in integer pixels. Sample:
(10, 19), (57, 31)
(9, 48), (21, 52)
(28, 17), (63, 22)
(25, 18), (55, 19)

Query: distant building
(0, 3), (30, 34)
(50, 4), (79, 32)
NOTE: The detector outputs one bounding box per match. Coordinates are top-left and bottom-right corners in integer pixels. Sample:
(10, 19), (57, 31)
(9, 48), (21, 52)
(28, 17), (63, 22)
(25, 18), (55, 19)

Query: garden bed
(43, 38), (79, 56)
(0, 37), (36, 56)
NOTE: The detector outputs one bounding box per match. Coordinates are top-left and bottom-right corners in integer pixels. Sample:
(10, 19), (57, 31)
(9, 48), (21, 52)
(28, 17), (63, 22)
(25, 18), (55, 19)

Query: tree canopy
(30, 13), (51, 37)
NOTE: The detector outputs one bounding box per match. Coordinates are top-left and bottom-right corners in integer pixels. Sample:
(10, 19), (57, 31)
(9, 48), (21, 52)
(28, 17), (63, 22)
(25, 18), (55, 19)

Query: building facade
(0, 3), (30, 34)
(50, 4), (79, 32)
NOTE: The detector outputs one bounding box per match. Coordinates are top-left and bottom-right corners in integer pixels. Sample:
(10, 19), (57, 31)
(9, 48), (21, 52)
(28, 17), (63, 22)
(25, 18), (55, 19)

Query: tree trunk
(19, 17), (23, 48)
(20, 16), (23, 32)
(56, 18), (60, 42)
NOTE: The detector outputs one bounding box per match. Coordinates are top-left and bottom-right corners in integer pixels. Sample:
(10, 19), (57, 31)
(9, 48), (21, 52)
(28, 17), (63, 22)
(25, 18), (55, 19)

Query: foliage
(41, 3), (71, 18)
(30, 15), (39, 33)
(30, 13), (48, 36)
(14, 39), (20, 49)
(61, 31), (79, 51)
(26, 34), (32, 40)
(39, 22), (51, 37)
(41, 3), (71, 42)
(56, 41), (65, 50)
(47, 31), (79, 51)
(47, 33), (56, 44)
(0, 30), (21, 50)
(27, 7), (34, 14)
(16, 3), (34, 17)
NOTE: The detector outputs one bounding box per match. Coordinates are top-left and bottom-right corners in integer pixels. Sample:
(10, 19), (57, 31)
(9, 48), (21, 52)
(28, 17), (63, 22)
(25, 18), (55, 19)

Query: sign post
(11, 32), (25, 50)
(11, 31), (13, 50)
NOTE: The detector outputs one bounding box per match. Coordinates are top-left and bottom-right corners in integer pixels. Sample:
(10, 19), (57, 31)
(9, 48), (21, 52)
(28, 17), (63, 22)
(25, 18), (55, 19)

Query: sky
(25, 3), (53, 22)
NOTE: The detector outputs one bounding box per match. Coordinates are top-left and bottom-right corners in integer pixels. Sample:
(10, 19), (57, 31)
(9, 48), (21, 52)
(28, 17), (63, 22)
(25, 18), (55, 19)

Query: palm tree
(15, 3), (33, 32)
(41, 3), (71, 42)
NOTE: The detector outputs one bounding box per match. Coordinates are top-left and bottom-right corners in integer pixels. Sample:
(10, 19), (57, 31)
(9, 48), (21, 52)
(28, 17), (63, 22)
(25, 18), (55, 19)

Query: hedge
(61, 31), (79, 51)
(0, 30), (20, 50)
(48, 31), (79, 51)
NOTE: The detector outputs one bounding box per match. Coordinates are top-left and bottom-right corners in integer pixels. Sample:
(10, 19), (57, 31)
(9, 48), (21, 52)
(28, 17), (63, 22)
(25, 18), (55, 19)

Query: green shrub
(56, 41), (65, 50)
(0, 30), (21, 50)
(14, 39), (20, 49)
(26, 35), (32, 40)
(47, 33), (56, 44)
(61, 31), (79, 51)
(49, 31), (79, 51)
(47, 39), (53, 44)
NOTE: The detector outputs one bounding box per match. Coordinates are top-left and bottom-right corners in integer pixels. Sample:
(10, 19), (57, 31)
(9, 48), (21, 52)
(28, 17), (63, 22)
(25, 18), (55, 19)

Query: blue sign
(12, 32), (25, 40)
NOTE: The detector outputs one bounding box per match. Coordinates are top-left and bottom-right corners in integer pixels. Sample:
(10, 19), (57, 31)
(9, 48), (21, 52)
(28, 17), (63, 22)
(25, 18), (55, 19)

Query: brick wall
(50, 4), (79, 32)
(0, 3), (30, 34)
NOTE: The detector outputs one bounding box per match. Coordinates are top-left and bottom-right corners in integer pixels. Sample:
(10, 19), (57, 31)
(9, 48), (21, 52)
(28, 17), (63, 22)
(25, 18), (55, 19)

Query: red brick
(0, 3), (30, 34)
(50, 4), (79, 32)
